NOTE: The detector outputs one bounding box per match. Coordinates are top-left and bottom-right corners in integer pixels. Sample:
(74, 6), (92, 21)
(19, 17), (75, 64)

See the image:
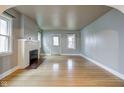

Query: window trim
(66, 33), (76, 49)
(0, 14), (13, 56)
(52, 34), (60, 47)
(38, 31), (41, 48)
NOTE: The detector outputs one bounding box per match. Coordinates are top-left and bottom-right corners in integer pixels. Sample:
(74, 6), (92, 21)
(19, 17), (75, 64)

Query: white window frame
(38, 31), (41, 41)
(38, 31), (41, 48)
(66, 33), (76, 49)
(0, 14), (13, 56)
(52, 35), (60, 47)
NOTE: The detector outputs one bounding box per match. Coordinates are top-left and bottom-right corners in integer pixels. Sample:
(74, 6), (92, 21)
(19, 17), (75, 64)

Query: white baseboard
(40, 53), (80, 56)
(61, 54), (80, 56)
(80, 54), (124, 80)
(0, 66), (18, 80)
(40, 53), (51, 56)
(1, 55), (124, 80)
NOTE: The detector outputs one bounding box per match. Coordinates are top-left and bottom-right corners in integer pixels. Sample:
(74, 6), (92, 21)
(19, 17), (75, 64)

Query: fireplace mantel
(18, 39), (40, 69)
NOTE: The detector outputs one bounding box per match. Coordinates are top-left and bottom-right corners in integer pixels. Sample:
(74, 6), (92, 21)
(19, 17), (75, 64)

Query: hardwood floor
(1, 55), (124, 87)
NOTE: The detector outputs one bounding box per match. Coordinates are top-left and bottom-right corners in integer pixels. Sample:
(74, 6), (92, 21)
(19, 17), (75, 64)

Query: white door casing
(50, 34), (61, 55)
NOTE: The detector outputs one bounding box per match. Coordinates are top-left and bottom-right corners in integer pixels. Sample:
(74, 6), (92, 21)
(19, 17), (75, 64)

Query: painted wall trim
(1, 54), (124, 80)
(0, 66), (18, 80)
(40, 53), (80, 56)
(80, 54), (124, 80)
(40, 53), (51, 56)
(61, 54), (81, 56)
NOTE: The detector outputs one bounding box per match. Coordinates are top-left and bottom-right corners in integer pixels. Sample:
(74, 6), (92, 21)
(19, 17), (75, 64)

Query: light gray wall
(0, 9), (21, 74)
(42, 30), (81, 55)
(81, 9), (124, 74)
(21, 14), (39, 40)
(0, 10), (40, 75)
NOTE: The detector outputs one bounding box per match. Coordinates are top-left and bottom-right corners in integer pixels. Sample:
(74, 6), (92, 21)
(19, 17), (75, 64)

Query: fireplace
(27, 49), (42, 69)
(18, 39), (40, 69)
(29, 49), (38, 65)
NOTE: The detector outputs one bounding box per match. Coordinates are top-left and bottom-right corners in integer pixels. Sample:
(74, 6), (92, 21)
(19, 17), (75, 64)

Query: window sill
(0, 52), (12, 57)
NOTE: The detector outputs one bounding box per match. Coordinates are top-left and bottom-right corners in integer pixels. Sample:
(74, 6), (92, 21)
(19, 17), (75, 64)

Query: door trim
(50, 34), (62, 55)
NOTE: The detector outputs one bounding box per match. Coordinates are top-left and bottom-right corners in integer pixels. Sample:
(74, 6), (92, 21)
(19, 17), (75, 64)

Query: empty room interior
(1, 5), (124, 86)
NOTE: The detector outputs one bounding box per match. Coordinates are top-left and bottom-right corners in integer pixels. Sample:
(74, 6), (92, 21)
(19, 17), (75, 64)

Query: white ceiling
(13, 5), (112, 30)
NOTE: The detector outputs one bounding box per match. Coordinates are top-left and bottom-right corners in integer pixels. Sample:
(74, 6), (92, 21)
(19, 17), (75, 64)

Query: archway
(0, 5), (124, 14)
(1, 5), (124, 86)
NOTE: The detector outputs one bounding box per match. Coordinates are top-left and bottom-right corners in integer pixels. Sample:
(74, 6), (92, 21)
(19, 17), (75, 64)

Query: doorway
(50, 34), (61, 55)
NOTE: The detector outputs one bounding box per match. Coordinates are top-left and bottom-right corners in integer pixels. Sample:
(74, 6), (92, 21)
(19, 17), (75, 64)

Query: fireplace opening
(29, 49), (38, 65)
(26, 49), (43, 69)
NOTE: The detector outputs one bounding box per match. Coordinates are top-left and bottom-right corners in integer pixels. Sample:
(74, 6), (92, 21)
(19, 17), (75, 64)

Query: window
(38, 32), (41, 41)
(67, 34), (76, 49)
(52, 35), (60, 46)
(0, 15), (12, 54)
(38, 32), (41, 48)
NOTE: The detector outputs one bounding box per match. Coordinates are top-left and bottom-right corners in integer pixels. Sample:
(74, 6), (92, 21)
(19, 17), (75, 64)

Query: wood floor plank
(1, 55), (124, 86)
